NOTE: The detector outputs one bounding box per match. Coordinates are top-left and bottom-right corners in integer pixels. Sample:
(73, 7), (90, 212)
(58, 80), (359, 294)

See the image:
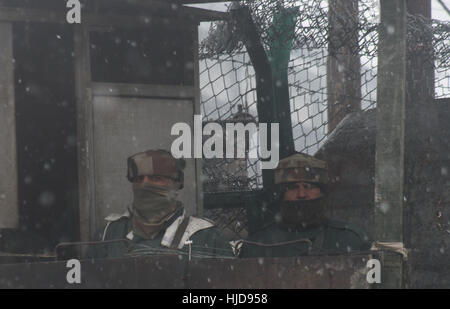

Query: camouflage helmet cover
(126, 150), (185, 186)
(274, 153), (328, 185)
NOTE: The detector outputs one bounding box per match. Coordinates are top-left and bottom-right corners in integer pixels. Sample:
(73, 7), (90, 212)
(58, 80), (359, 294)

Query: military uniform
(239, 153), (371, 258)
(87, 209), (234, 259)
(86, 149), (234, 259)
(239, 219), (371, 258)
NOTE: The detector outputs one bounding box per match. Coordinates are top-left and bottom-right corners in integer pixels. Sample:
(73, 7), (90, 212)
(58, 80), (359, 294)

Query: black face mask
(279, 197), (327, 230)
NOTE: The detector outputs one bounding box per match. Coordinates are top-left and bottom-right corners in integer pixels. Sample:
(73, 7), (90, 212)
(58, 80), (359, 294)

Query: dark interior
(1, 22), (79, 255)
(90, 26), (193, 85)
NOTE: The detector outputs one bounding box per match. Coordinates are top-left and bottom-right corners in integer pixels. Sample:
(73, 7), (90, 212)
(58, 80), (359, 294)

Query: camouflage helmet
(274, 153), (328, 185)
(126, 149), (186, 187)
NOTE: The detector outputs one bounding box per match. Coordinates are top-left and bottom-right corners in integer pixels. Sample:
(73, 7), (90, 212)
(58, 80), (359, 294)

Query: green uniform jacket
(239, 219), (371, 258)
(86, 211), (234, 259)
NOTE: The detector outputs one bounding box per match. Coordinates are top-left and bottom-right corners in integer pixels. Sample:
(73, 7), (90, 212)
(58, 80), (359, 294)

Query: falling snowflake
(38, 191), (55, 207)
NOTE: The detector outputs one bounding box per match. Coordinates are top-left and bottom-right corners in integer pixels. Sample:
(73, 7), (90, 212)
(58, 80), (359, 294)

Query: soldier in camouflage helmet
(87, 149), (234, 259)
(239, 153), (371, 258)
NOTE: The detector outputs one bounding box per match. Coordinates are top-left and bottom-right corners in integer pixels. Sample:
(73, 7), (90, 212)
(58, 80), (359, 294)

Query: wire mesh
(199, 0), (449, 238)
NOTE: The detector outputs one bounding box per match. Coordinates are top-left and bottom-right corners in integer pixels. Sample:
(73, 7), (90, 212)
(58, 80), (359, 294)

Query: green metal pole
(231, 7), (276, 232)
(267, 7), (297, 159)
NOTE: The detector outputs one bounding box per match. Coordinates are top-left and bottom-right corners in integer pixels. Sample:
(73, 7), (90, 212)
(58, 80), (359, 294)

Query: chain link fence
(200, 0), (449, 239)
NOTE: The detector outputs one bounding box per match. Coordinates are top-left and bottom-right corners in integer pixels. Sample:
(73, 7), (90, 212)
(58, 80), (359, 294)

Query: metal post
(231, 7), (277, 232)
(74, 25), (95, 243)
(0, 22), (18, 229)
(327, 0), (361, 133)
(374, 0), (407, 289)
(231, 7), (276, 188)
(404, 0), (445, 288)
(268, 7), (297, 159)
(192, 22), (204, 217)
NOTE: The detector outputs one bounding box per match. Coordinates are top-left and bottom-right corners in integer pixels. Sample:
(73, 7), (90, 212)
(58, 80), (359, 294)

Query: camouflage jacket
(239, 219), (371, 258)
(86, 209), (234, 259)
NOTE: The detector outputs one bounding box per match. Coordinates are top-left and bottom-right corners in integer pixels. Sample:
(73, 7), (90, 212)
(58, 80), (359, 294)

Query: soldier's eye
(150, 176), (167, 183)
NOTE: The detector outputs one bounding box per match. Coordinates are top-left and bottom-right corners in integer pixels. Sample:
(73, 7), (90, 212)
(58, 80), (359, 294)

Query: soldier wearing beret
(239, 153), (371, 258)
(87, 149), (234, 259)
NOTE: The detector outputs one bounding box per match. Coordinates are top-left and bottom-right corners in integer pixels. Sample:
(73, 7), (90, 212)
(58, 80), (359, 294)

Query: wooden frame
(0, 22), (18, 229)
(74, 24), (96, 242)
(0, 5), (229, 25)
(192, 22), (204, 216)
(91, 83), (196, 99)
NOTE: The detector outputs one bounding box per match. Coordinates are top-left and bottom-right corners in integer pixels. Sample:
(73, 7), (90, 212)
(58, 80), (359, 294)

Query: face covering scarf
(279, 197), (327, 230)
(131, 182), (182, 239)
